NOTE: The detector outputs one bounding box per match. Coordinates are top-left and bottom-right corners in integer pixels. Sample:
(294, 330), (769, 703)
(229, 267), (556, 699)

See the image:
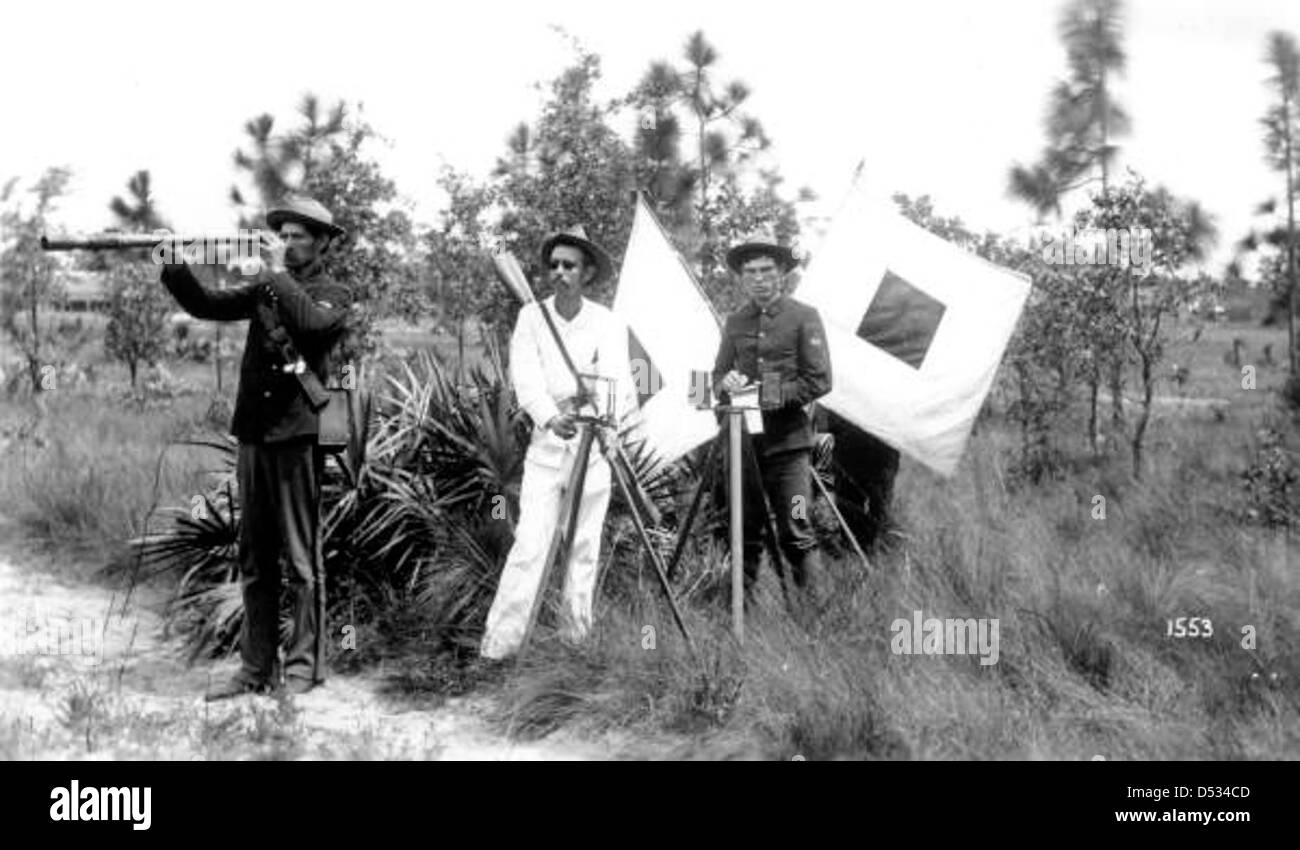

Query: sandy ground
(0, 525), (622, 761)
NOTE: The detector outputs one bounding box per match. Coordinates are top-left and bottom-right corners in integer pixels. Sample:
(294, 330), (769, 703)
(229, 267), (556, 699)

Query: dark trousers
(236, 438), (326, 685)
(836, 459), (898, 550)
(732, 440), (822, 594)
(826, 418), (900, 551)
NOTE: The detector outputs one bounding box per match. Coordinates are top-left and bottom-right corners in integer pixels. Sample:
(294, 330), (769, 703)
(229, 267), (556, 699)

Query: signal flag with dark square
(856, 270), (946, 370)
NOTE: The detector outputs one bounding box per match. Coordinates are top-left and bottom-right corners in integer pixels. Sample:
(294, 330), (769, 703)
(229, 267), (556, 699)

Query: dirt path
(0, 530), (621, 760)
(1095, 389), (1233, 415)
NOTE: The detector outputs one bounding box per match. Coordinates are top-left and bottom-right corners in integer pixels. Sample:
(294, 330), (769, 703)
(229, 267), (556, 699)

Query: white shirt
(510, 295), (639, 467)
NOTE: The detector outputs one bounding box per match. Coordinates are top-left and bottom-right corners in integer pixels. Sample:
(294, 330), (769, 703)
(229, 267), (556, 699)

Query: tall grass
(5, 321), (1297, 759)
(0, 382), (219, 572)
(488, 411), (1300, 759)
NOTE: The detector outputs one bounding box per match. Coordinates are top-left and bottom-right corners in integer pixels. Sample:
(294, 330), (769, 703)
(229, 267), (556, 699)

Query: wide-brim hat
(266, 195), (346, 240)
(725, 237), (797, 275)
(540, 225), (614, 284)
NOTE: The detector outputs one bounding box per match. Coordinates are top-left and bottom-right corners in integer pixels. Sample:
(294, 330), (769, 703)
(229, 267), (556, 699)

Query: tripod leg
(518, 427), (595, 659)
(811, 470), (871, 573)
(740, 435), (793, 615)
(597, 428), (700, 665)
(665, 433), (719, 581)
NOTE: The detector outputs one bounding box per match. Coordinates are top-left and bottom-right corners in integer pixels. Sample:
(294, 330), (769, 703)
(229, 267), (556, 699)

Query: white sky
(3, 0), (1298, 275)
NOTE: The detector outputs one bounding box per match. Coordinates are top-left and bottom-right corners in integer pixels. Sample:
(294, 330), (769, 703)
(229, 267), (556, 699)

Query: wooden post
(729, 409), (744, 643)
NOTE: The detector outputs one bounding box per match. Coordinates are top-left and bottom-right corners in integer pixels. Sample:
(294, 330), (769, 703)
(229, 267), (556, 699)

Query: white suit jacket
(510, 296), (639, 469)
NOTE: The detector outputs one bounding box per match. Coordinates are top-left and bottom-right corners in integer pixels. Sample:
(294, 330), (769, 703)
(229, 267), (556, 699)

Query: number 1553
(1166, 617), (1213, 638)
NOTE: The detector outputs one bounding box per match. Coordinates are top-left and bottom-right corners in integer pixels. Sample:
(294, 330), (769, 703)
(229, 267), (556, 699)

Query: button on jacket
(160, 261), (353, 444)
(712, 295), (832, 454)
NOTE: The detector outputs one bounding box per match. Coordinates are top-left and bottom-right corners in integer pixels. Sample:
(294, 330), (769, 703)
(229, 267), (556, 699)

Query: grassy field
(479, 317), (1300, 759)
(483, 412), (1298, 759)
(0, 311), (1297, 759)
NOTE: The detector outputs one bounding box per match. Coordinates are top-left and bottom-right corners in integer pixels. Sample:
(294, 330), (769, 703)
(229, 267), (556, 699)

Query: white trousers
(480, 447), (612, 660)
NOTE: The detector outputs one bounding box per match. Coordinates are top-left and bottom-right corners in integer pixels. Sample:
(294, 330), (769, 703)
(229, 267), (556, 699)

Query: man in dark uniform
(160, 195), (353, 699)
(712, 235), (832, 611)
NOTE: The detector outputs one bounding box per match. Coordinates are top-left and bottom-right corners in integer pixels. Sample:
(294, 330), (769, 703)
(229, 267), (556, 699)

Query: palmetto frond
(614, 430), (712, 521)
(129, 498), (238, 582)
(413, 515), (510, 647)
(170, 579), (244, 663)
(127, 433), (239, 587)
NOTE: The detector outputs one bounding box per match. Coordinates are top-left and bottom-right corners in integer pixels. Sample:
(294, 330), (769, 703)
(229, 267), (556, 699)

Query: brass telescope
(40, 232), (260, 252)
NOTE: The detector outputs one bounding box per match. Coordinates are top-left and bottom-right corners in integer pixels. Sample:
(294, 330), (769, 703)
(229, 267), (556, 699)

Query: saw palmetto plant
(127, 340), (528, 658)
(127, 336), (720, 661)
(122, 433), (241, 660)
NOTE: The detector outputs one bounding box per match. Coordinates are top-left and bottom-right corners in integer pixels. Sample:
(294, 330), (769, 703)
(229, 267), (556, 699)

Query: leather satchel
(255, 294), (356, 453)
(316, 385), (352, 452)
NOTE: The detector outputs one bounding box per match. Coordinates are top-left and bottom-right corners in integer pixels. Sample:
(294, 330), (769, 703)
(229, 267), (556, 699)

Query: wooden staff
(728, 408), (744, 643)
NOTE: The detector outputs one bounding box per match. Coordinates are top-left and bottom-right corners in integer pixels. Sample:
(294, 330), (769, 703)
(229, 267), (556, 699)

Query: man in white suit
(481, 226), (637, 660)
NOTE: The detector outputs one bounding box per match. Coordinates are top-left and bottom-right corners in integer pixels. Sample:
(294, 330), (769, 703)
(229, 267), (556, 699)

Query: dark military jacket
(160, 261), (353, 444)
(712, 295), (833, 454)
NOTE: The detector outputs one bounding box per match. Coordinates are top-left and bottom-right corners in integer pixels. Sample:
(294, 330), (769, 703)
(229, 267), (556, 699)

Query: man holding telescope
(480, 226), (637, 661)
(159, 195), (353, 699)
(712, 234), (832, 615)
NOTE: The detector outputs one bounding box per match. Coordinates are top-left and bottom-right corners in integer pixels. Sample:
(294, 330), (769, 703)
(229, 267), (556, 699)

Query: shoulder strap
(254, 290), (331, 410)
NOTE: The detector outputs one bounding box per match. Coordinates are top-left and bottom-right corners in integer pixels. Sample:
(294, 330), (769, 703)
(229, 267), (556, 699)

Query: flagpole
(800, 158), (868, 265)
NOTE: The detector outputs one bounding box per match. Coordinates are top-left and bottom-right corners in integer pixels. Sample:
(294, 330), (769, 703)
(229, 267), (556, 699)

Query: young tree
(300, 117), (422, 331)
(491, 46), (638, 305)
(677, 31), (771, 288)
(626, 61), (696, 234)
(1080, 177), (1217, 476)
(104, 261), (170, 389)
(1008, 0), (1131, 437)
(431, 35), (807, 341)
(623, 34), (813, 313)
(92, 168), (173, 270)
(1003, 258), (1085, 480)
(0, 167), (71, 395)
(626, 31), (777, 292)
(110, 169), (167, 231)
(101, 169), (175, 389)
(227, 97), (419, 350)
(1070, 260), (1129, 452)
(1260, 31), (1300, 375)
(424, 167), (499, 363)
(229, 94), (346, 225)
(1008, 0), (1130, 215)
